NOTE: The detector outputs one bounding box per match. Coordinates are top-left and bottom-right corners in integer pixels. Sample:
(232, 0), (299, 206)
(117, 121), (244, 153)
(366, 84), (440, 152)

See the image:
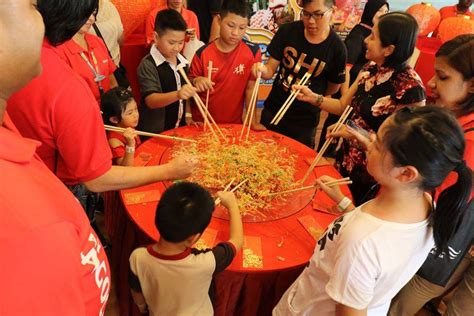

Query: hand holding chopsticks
(104, 125), (196, 143)
(215, 179), (248, 205)
(301, 106), (353, 183)
(267, 177), (352, 197)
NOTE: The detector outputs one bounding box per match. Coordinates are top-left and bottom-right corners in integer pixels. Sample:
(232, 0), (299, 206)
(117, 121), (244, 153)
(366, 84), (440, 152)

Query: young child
(273, 106), (472, 315)
(129, 182), (243, 315)
(101, 87), (140, 166)
(187, 0), (265, 129)
(137, 9), (197, 134)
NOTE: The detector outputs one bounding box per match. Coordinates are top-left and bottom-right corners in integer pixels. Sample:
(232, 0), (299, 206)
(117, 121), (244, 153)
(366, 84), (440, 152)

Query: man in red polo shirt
(7, 0), (197, 195)
(0, 0), (109, 314)
(146, 0), (200, 45)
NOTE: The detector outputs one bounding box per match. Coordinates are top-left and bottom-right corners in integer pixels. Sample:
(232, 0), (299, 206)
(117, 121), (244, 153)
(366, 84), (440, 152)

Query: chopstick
(301, 106), (353, 183)
(204, 60), (213, 131)
(215, 179), (248, 205)
(271, 72), (311, 125)
(267, 177), (352, 197)
(104, 125), (197, 143)
(239, 72), (261, 141)
(178, 68), (226, 141)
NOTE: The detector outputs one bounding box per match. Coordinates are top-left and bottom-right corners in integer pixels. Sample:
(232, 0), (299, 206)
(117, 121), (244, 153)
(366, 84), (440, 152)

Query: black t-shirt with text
(265, 21), (347, 125)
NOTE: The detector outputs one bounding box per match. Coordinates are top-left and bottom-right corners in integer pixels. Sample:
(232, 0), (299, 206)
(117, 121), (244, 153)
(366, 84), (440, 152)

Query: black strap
(465, 127), (474, 134)
(92, 23), (114, 60)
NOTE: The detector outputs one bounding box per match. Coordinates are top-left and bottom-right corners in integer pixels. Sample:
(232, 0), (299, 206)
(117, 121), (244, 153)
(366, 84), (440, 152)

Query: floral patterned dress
(336, 61), (425, 205)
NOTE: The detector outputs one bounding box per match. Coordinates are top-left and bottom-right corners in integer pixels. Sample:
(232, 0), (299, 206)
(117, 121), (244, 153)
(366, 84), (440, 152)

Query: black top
(187, 0), (222, 44)
(137, 54), (187, 134)
(264, 21), (347, 125)
(345, 24), (372, 84)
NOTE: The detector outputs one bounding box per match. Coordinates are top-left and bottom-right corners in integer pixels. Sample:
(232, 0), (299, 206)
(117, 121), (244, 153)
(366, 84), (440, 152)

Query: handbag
(92, 23), (130, 88)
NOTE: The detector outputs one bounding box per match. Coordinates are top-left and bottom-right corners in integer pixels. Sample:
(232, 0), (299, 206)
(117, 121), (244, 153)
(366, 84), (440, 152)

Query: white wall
(390, 0), (454, 11)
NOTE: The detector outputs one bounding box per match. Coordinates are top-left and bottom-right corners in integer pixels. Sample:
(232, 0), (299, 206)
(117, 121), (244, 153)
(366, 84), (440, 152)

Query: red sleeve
(189, 52), (204, 80)
(110, 144), (125, 159)
(54, 75), (112, 183)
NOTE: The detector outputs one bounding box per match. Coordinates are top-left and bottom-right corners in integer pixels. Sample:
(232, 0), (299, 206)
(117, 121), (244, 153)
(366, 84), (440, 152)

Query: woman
(389, 34), (474, 316)
(253, 0), (347, 148)
(56, 9), (118, 103)
(296, 12), (425, 205)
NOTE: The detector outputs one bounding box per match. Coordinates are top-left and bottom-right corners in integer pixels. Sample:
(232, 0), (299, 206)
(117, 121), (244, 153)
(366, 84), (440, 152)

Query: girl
(101, 87), (140, 166)
(56, 8), (118, 102)
(295, 12), (425, 205)
(389, 34), (474, 316)
(273, 106), (472, 316)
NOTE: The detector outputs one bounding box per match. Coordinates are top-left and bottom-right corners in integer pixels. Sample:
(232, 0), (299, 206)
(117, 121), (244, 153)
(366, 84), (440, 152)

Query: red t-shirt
(107, 130), (142, 160)
(0, 113), (110, 315)
(56, 34), (117, 102)
(7, 40), (112, 186)
(189, 39), (262, 124)
(436, 112), (474, 198)
(146, 6), (200, 45)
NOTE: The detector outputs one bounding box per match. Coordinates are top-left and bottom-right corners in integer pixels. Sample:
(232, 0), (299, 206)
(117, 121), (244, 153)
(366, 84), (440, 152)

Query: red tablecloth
(108, 125), (351, 316)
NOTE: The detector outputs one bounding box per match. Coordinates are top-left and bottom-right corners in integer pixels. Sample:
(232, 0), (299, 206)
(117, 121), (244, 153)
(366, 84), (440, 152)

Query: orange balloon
(111, 0), (153, 39)
(407, 3), (441, 36)
(438, 16), (474, 43)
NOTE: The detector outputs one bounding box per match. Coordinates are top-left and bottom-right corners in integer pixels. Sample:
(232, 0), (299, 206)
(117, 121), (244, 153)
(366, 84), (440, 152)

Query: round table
(110, 125), (352, 316)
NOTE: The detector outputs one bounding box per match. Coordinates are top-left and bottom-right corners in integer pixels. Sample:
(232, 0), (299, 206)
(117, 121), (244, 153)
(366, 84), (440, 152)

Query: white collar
(150, 45), (189, 69)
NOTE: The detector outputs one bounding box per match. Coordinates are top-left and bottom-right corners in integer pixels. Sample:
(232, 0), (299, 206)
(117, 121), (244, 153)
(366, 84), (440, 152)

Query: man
(0, 0), (109, 314)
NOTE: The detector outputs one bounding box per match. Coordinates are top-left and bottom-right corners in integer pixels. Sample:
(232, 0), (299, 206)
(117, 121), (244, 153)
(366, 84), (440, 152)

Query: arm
(144, 90), (180, 109)
(252, 57), (280, 80)
(340, 66), (352, 95)
(131, 289), (148, 314)
(109, 73), (118, 89)
(217, 191), (243, 251)
(84, 155), (197, 192)
(315, 175), (355, 212)
(336, 304), (367, 316)
(209, 15), (220, 42)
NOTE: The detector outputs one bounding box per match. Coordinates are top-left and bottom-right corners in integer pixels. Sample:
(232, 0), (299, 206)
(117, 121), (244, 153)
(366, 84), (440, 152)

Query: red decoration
(406, 3), (441, 36)
(111, 0), (153, 39)
(438, 16), (474, 43)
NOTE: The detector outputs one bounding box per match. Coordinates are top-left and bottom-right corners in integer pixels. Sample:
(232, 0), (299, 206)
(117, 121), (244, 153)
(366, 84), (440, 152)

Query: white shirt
(150, 45), (189, 128)
(273, 205), (434, 316)
(89, 0), (123, 65)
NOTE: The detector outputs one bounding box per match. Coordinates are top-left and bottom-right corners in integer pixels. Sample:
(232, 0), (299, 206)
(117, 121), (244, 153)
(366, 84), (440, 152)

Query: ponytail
(434, 161), (473, 249)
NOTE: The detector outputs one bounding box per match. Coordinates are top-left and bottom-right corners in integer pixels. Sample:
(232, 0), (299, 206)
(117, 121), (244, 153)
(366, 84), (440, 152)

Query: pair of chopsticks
(104, 125), (196, 143)
(204, 61), (213, 132)
(267, 177), (352, 197)
(215, 178), (248, 205)
(178, 68), (226, 141)
(239, 72), (262, 141)
(270, 72), (311, 125)
(301, 106), (353, 183)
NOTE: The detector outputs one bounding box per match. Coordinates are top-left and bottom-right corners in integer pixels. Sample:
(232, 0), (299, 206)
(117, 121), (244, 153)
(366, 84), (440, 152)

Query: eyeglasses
(300, 8), (332, 20)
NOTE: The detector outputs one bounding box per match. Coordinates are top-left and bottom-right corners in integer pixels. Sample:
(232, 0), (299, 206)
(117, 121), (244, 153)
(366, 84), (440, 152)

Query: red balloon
(438, 16), (474, 43)
(407, 3), (441, 36)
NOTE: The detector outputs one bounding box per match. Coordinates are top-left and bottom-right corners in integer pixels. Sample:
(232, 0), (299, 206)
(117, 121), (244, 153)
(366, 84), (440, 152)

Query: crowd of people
(0, 0), (472, 315)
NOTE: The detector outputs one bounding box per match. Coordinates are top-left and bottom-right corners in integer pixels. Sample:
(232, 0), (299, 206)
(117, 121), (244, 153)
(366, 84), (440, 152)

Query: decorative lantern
(438, 15), (474, 43)
(406, 2), (441, 36)
(111, 0), (152, 39)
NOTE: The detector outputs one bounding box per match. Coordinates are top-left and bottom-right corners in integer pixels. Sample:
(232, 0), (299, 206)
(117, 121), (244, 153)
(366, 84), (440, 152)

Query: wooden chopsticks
(301, 106), (353, 183)
(215, 179), (248, 205)
(239, 72), (261, 141)
(270, 72), (311, 125)
(104, 125), (196, 143)
(267, 177), (352, 197)
(204, 60), (213, 131)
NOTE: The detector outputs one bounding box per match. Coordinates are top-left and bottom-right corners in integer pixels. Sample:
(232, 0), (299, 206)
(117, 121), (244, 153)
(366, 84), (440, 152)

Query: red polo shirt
(56, 34), (117, 102)
(0, 113), (110, 315)
(146, 6), (200, 45)
(7, 40), (112, 186)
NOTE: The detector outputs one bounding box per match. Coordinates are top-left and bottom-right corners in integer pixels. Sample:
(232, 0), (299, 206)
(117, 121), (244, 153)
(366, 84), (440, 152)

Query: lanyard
(80, 51), (106, 94)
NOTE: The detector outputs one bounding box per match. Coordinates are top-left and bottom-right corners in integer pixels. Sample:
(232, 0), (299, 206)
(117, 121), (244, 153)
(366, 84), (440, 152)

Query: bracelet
(338, 196), (352, 211)
(125, 145), (135, 153)
(185, 112), (193, 118)
(314, 94), (324, 107)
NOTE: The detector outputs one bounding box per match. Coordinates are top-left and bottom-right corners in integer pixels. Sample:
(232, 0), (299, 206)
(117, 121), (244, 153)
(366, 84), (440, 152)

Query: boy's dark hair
(435, 34), (474, 117)
(301, 0), (335, 8)
(385, 106), (472, 251)
(377, 12), (419, 67)
(155, 182), (215, 243)
(220, 0), (251, 19)
(101, 87), (134, 124)
(154, 9), (187, 36)
(37, 0), (98, 46)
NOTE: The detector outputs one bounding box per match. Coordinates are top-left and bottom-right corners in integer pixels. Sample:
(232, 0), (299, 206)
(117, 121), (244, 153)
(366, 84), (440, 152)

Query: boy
(137, 9), (197, 134)
(146, 0), (200, 46)
(129, 182), (243, 315)
(187, 0), (265, 129)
